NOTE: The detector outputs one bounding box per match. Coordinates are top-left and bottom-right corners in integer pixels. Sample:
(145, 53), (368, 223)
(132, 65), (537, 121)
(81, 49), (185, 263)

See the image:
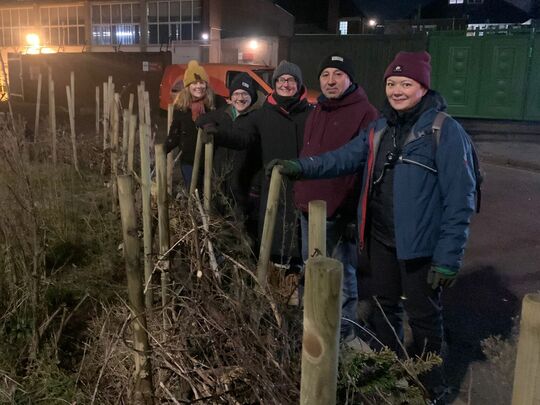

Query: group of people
(165, 51), (478, 404)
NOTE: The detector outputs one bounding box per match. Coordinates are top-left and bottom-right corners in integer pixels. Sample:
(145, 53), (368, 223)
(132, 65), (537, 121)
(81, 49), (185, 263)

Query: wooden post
(512, 293), (540, 404)
(137, 83), (145, 128)
(49, 74), (57, 165)
(70, 71), (75, 119)
(155, 144), (170, 316)
(95, 86), (100, 136)
(139, 122), (153, 311)
(117, 175), (154, 404)
(65, 85), (81, 176)
(128, 113), (136, 174)
(0, 52), (14, 126)
(102, 82), (108, 151)
(189, 128), (204, 196)
(167, 103), (174, 195)
(128, 93), (134, 118)
(34, 73), (42, 142)
(111, 93), (120, 213)
(122, 109), (129, 171)
(256, 166), (282, 287)
(203, 137), (214, 212)
(143, 91), (151, 129)
(300, 256), (343, 405)
(308, 201), (327, 258)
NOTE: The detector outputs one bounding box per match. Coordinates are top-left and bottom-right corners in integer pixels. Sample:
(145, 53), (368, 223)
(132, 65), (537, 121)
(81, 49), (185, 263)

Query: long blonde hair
(173, 85), (216, 112)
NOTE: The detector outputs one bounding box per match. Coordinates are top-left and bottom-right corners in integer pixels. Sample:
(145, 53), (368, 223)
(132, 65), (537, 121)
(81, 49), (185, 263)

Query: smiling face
(275, 74), (298, 97)
(230, 89), (252, 112)
(320, 67), (351, 99)
(188, 80), (207, 100)
(385, 76), (427, 112)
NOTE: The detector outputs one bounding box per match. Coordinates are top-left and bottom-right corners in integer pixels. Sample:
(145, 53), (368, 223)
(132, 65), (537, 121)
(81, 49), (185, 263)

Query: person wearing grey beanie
(272, 60), (303, 91)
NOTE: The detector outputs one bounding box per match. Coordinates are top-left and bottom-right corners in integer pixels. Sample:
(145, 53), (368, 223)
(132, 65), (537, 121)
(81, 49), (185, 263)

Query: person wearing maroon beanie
(267, 50), (479, 404)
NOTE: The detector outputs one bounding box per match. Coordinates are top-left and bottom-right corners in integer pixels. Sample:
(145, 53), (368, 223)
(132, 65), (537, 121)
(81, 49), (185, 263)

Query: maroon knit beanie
(383, 51), (431, 89)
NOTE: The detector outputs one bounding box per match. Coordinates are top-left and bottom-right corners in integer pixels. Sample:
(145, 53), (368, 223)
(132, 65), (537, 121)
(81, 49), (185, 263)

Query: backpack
(432, 112), (483, 213)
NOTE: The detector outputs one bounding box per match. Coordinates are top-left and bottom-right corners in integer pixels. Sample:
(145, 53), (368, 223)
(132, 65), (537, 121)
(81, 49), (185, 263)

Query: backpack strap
(432, 111), (450, 146)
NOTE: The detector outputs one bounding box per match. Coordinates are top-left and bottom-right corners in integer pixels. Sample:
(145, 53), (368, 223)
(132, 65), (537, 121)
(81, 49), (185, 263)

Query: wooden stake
(167, 103), (174, 195)
(128, 93), (134, 119)
(111, 93), (120, 213)
(0, 51), (14, 126)
(512, 293), (540, 404)
(155, 144), (170, 316)
(34, 73), (42, 142)
(70, 71), (75, 119)
(139, 121), (153, 311)
(189, 128), (204, 196)
(122, 109), (129, 172)
(66, 85), (81, 177)
(128, 113), (136, 174)
(256, 166), (282, 287)
(49, 77), (57, 165)
(143, 90), (151, 130)
(203, 136), (214, 212)
(102, 82), (108, 151)
(137, 83), (145, 128)
(300, 257), (342, 405)
(117, 174), (154, 404)
(95, 86), (100, 136)
(308, 201), (327, 258)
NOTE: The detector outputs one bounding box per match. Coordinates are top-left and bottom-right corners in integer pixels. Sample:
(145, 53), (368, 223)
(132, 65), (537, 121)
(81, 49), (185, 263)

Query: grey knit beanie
(272, 60), (303, 89)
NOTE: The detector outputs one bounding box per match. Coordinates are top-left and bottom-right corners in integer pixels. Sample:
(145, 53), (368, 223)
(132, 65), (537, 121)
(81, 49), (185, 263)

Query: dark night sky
(353, 0), (434, 20)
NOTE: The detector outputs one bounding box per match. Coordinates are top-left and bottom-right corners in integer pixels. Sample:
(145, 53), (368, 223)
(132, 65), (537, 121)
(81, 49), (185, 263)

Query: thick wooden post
(139, 122), (153, 311)
(308, 200), (327, 258)
(512, 293), (540, 404)
(256, 166), (282, 287)
(117, 175), (154, 405)
(65, 85), (80, 176)
(111, 93), (120, 212)
(95, 85), (100, 136)
(34, 73), (42, 142)
(167, 103), (174, 195)
(155, 144), (170, 313)
(189, 128), (204, 196)
(128, 113), (136, 174)
(300, 256), (343, 405)
(122, 109), (129, 171)
(203, 137), (214, 212)
(70, 71), (75, 119)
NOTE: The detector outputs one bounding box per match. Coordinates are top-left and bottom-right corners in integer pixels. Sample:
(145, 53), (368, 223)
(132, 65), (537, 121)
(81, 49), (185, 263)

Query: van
(159, 63), (318, 110)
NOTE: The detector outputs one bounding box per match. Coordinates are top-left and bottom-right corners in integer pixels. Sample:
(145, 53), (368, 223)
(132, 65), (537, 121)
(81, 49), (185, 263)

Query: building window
(40, 5), (85, 46)
(91, 2), (140, 45)
(449, 0), (464, 4)
(339, 21), (348, 35)
(467, 0), (484, 3)
(0, 7), (33, 47)
(148, 0), (202, 44)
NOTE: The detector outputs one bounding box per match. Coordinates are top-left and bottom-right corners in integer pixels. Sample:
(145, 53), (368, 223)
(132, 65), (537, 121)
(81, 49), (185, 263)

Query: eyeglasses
(372, 147), (401, 186)
(276, 77), (297, 85)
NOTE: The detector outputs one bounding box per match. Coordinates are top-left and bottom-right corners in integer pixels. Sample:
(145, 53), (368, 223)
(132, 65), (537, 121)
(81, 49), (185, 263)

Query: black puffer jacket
(214, 87), (313, 261)
(165, 95), (227, 164)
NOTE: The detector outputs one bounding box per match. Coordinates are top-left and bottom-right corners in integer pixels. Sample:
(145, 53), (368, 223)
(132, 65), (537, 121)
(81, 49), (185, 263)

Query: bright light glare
(248, 39), (259, 50)
(368, 19), (377, 27)
(26, 33), (40, 47)
(201, 32), (209, 40)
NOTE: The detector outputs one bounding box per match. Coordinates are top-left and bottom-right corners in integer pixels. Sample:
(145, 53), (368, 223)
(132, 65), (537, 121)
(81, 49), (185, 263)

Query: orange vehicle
(159, 63), (318, 110)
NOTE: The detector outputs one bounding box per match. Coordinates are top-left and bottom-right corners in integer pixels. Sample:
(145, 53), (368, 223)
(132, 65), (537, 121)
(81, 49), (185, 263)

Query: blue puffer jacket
(298, 95), (476, 271)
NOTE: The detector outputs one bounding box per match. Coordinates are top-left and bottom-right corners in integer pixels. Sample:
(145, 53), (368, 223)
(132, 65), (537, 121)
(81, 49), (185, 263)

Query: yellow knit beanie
(183, 60), (209, 87)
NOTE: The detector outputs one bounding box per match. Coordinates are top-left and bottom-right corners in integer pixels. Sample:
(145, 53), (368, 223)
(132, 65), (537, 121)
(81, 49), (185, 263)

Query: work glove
(200, 124), (218, 143)
(265, 159), (303, 180)
(195, 111), (219, 128)
(427, 265), (457, 289)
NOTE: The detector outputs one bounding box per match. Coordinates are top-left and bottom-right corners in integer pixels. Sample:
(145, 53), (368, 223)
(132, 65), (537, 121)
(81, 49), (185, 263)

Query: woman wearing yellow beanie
(165, 60), (225, 189)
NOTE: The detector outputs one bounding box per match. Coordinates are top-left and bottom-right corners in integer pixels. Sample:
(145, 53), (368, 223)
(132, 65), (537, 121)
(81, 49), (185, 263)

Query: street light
(368, 19), (377, 27)
(26, 33), (40, 47)
(201, 32), (209, 41)
(248, 39), (259, 50)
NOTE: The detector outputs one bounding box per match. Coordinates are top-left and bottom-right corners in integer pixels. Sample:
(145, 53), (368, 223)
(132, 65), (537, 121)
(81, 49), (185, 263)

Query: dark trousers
(369, 235), (443, 358)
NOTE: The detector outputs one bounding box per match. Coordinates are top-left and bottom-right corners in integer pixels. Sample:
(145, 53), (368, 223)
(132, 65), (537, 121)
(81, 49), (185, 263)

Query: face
(320, 67), (351, 99)
(275, 74), (298, 97)
(385, 76), (427, 111)
(188, 80), (207, 100)
(230, 89), (252, 112)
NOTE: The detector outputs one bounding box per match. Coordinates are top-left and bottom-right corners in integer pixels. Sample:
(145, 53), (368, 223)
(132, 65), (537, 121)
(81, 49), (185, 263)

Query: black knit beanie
(318, 54), (355, 82)
(229, 72), (257, 102)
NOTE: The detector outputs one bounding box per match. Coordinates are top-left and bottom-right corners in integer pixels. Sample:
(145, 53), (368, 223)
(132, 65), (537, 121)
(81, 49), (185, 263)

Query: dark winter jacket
(165, 95), (226, 164)
(294, 85), (378, 218)
(196, 96), (264, 216)
(214, 86), (313, 261)
(298, 91), (476, 271)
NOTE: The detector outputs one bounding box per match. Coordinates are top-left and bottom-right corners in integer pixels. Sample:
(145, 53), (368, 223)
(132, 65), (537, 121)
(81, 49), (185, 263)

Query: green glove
(427, 265), (457, 289)
(265, 159), (303, 180)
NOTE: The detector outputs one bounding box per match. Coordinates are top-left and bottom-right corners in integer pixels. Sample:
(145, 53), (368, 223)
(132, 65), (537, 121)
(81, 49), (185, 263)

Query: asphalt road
(444, 162), (540, 404)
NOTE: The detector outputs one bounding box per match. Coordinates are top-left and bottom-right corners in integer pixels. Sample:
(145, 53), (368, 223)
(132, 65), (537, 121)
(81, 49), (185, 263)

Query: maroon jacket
(294, 85), (378, 217)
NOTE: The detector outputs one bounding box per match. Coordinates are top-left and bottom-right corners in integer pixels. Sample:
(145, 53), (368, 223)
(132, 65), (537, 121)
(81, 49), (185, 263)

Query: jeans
(300, 214), (359, 338)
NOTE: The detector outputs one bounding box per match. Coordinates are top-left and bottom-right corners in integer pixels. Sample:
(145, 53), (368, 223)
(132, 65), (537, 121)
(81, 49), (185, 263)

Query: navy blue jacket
(298, 95), (476, 270)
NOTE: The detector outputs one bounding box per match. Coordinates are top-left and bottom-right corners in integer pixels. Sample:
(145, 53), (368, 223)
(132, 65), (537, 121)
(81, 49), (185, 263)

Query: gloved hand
(200, 124), (218, 143)
(427, 265), (457, 289)
(265, 159), (303, 180)
(195, 111), (218, 128)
